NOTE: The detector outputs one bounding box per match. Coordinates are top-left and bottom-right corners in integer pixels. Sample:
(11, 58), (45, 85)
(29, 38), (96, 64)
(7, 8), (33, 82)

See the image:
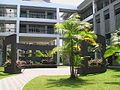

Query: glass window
(111, 0), (116, 3)
(104, 0), (109, 6)
(114, 3), (120, 29)
(96, 0), (103, 11)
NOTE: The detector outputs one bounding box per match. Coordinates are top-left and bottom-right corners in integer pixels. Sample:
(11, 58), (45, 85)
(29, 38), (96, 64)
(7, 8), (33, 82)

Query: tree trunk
(69, 38), (77, 79)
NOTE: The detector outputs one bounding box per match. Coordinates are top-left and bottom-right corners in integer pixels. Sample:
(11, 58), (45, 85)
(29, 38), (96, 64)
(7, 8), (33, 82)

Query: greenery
(23, 69), (120, 90)
(58, 66), (69, 68)
(104, 29), (120, 63)
(52, 13), (97, 79)
(0, 67), (15, 79)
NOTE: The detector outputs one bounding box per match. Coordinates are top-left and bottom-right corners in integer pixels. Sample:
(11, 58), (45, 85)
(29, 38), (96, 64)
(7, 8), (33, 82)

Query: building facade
(78, 0), (120, 65)
(78, 0), (120, 36)
(0, 0), (77, 65)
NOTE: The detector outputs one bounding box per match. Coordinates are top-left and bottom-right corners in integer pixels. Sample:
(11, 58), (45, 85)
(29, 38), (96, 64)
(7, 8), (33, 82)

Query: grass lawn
(58, 66), (69, 68)
(0, 67), (15, 79)
(23, 69), (120, 90)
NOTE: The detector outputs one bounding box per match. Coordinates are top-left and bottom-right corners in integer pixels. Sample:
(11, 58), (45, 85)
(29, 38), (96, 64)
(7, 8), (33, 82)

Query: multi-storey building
(0, 0), (77, 65)
(78, 0), (120, 37)
(78, 0), (120, 65)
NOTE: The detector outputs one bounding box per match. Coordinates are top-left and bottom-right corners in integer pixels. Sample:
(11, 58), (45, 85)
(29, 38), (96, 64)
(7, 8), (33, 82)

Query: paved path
(0, 68), (70, 90)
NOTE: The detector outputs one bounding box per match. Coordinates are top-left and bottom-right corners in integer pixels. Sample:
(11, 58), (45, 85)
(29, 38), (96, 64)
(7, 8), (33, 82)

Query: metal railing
(0, 13), (17, 17)
(0, 28), (16, 32)
(20, 12), (56, 19)
(20, 27), (55, 34)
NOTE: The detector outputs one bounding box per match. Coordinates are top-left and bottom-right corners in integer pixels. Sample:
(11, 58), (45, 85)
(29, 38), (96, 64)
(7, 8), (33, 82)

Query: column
(93, 14), (97, 33)
(16, 5), (20, 60)
(56, 36), (60, 65)
(27, 10), (29, 18)
(16, 5), (20, 43)
(56, 8), (60, 22)
(109, 4), (116, 32)
(92, 0), (95, 14)
(45, 11), (47, 19)
(45, 25), (47, 34)
(100, 10), (105, 36)
(93, 0), (97, 33)
(26, 24), (29, 33)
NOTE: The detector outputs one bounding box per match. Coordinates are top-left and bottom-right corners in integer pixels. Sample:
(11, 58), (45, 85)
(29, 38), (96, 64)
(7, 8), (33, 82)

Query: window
(104, 14), (110, 20)
(47, 12), (54, 19)
(115, 8), (120, 15)
(114, 3), (120, 29)
(111, 0), (116, 3)
(104, 0), (109, 6)
(104, 10), (110, 20)
(96, 0), (103, 11)
(47, 25), (54, 34)
(114, 2), (120, 15)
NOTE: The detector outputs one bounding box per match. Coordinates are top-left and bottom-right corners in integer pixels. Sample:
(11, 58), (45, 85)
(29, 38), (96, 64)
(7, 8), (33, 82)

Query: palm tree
(104, 29), (120, 64)
(53, 13), (97, 79)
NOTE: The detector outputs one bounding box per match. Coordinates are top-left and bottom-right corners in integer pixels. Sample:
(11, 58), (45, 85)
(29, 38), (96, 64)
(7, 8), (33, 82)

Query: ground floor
(0, 33), (62, 66)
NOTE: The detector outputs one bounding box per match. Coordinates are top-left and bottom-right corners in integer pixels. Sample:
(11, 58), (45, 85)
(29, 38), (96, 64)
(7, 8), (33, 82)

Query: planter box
(77, 66), (106, 75)
(23, 64), (57, 68)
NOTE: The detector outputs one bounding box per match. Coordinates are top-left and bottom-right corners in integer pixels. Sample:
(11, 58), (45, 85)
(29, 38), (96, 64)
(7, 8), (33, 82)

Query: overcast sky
(51, 0), (84, 6)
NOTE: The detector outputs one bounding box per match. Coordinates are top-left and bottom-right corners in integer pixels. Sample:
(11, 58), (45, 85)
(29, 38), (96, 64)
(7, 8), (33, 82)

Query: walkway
(0, 67), (70, 90)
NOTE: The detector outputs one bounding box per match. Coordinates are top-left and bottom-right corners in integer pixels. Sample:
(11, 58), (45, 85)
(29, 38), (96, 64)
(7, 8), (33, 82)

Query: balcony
(0, 27), (16, 33)
(0, 6), (17, 18)
(20, 10), (56, 19)
(0, 23), (16, 33)
(20, 24), (55, 34)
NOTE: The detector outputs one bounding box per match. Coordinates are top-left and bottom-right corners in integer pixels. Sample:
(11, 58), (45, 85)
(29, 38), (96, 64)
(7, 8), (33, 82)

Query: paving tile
(0, 67), (70, 90)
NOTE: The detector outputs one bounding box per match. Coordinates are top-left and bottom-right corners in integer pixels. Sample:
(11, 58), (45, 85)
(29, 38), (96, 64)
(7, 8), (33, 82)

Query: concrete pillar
(109, 4), (116, 32)
(0, 46), (2, 65)
(16, 5), (20, 60)
(45, 25), (47, 34)
(56, 36), (60, 65)
(45, 11), (47, 19)
(93, 0), (97, 33)
(92, 0), (95, 14)
(56, 8), (60, 22)
(100, 10), (105, 36)
(27, 10), (29, 18)
(26, 24), (29, 33)
(16, 5), (20, 43)
(93, 14), (97, 33)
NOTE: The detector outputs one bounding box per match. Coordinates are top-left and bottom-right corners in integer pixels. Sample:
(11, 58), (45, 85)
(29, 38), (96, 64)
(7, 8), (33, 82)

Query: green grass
(58, 66), (69, 68)
(0, 67), (15, 79)
(24, 69), (120, 90)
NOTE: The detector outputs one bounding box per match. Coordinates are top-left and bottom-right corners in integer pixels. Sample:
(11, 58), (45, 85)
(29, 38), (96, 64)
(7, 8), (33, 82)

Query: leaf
(104, 46), (120, 58)
(115, 56), (120, 64)
(50, 46), (64, 55)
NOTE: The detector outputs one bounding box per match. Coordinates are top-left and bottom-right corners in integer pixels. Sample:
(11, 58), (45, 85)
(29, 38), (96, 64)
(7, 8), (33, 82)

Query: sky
(51, 0), (84, 6)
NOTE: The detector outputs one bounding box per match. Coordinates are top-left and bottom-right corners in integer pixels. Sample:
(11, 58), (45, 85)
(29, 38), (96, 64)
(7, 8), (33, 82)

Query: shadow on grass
(46, 78), (94, 88)
(113, 75), (120, 78)
(105, 82), (120, 86)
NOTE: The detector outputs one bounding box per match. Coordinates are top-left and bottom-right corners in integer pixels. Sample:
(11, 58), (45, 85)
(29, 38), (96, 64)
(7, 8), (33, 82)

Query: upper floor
(0, 0), (77, 22)
(95, 0), (117, 12)
(77, 0), (94, 22)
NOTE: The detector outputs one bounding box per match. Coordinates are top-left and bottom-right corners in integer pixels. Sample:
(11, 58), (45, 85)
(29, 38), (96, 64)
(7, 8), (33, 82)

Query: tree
(52, 13), (97, 79)
(104, 29), (120, 64)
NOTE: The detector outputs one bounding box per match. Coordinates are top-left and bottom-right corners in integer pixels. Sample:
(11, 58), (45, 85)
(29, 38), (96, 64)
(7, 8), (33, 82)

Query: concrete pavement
(0, 67), (70, 90)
